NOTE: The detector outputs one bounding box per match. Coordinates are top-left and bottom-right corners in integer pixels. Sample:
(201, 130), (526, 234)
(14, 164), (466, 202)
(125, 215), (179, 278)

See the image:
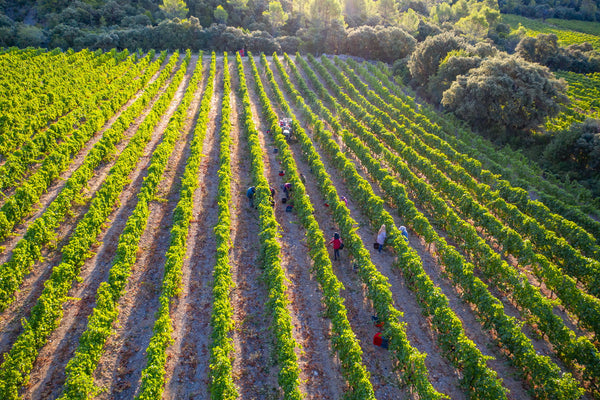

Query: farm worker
(373, 332), (389, 349)
(376, 224), (386, 253)
(400, 226), (409, 242)
(341, 196), (348, 207)
(269, 186), (276, 207)
(300, 173), (306, 184)
(246, 186), (256, 208)
(281, 182), (292, 199)
(371, 315), (384, 328)
(329, 232), (343, 261)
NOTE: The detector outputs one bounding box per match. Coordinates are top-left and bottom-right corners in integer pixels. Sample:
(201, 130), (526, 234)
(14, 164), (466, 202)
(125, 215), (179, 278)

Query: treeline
(1, 0), (598, 68)
(499, 0), (600, 22)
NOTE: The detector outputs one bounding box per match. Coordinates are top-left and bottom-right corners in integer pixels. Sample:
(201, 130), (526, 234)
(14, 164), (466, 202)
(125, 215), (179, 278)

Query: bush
(427, 51), (481, 103)
(247, 30), (280, 54)
(375, 26), (417, 63)
(277, 36), (300, 53)
(16, 24), (47, 47)
(0, 14), (16, 46)
(392, 57), (411, 84)
(121, 14), (151, 28)
(415, 20), (442, 42)
(442, 55), (568, 137)
(408, 32), (465, 86)
(49, 23), (83, 49)
(544, 118), (600, 176)
(516, 33), (600, 73)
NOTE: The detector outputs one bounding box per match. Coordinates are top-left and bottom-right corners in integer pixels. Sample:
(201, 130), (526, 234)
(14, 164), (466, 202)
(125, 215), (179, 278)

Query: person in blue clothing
(247, 186), (256, 208)
(376, 224), (386, 253)
(281, 182), (292, 199)
(400, 226), (409, 242)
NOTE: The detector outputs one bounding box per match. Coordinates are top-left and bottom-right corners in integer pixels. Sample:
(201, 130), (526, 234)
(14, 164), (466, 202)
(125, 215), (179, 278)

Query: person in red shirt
(329, 232), (342, 260)
(373, 332), (389, 349)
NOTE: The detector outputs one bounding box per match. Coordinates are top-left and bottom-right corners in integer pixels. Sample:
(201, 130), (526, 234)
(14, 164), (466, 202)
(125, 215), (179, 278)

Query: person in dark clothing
(269, 186), (276, 207)
(247, 186), (256, 208)
(329, 232), (342, 260)
(281, 182), (292, 199)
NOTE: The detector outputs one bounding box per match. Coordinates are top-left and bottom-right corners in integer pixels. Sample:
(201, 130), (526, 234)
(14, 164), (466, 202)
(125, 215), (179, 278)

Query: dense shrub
(427, 51), (482, 103)
(0, 14), (16, 46)
(516, 33), (600, 73)
(277, 35), (300, 53)
(408, 32), (466, 86)
(544, 118), (600, 177)
(442, 55), (568, 137)
(246, 30), (280, 54)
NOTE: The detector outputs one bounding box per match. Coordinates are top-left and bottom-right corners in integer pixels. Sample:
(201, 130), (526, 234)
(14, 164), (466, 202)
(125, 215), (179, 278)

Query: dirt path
(90, 55), (204, 400)
(0, 58), (174, 360)
(292, 56), (534, 399)
(262, 56), (430, 399)
(223, 58), (282, 398)
(247, 56), (352, 399)
(162, 56), (223, 400)
(17, 56), (199, 400)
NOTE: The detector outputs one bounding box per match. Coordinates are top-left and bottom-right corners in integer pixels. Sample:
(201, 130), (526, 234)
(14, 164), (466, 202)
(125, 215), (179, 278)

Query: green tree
(427, 51), (481, 103)
(408, 32), (465, 86)
(344, 0), (368, 24)
(454, 11), (489, 40)
(515, 33), (559, 64)
(37, 0), (70, 13)
(451, 0), (469, 19)
(292, 0), (309, 15)
(430, 2), (452, 23)
(544, 118), (600, 179)
(263, 1), (288, 34)
(214, 4), (228, 23)
(398, 8), (420, 34)
(227, 0), (248, 26)
(16, 23), (46, 47)
(309, 0), (343, 26)
(581, 0), (598, 20)
(442, 55), (568, 136)
(228, 0), (248, 10)
(160, 0), (189, 19)
(376, 0), (399, 24)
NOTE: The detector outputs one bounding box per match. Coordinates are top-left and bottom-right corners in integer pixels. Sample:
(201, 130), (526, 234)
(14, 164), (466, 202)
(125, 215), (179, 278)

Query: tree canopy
(159, 0), (188, 20)
(408, 32), (466, 86)
(442, 55), (568, 136)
